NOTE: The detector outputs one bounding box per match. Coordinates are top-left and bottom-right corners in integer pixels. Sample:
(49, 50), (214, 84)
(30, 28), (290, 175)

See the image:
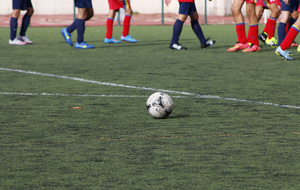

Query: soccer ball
(146, 92), (173, 119)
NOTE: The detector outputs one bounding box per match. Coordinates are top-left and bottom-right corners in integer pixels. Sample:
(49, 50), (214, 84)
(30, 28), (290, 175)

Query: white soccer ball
(146, 92), (173, 119)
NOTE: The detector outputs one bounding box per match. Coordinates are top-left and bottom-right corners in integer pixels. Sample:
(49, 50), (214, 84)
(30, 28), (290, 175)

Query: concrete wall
(0, 0), (234, 16)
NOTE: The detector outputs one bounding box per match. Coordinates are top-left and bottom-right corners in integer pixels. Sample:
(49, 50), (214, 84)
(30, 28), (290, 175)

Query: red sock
(106, 18), (114, 39)
(263, 21), (269, 34)
(236, 23), (247, 44)
(248, 24), (259, 46)
(267, 17), (277, 39)
(122, 15), (131, 37)
(281, 25), (299, 50)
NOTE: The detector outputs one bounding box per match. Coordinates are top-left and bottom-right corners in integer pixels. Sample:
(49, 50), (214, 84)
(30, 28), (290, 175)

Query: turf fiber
(1, 25), (300, 189)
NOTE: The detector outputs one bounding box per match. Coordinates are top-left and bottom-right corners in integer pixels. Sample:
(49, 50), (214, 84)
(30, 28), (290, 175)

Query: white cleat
(9, 38), (26, 45)
(17, 35), (33, 44)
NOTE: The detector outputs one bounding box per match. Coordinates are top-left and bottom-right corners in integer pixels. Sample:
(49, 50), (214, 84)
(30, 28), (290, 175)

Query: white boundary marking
(1, 68), (300, 109)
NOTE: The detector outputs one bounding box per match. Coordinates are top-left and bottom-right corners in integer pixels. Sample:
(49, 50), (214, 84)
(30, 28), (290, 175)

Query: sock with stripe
(266, 17), (277, 39)
(236, 23), (247, 44)
(122, 15), (131, 37)
(106, 18), (114, 39)
(248, 24), (259, 46)
(280, 25), (299, 50)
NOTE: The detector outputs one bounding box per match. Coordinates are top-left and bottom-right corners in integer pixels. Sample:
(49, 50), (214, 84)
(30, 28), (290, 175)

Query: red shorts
(256, 0), (277, 7)
(108, 0), (131, 10)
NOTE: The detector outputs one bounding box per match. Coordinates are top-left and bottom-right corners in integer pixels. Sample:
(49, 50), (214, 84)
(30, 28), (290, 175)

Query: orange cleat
(227, 42), (249, 52)
(242, 43), (261, 52)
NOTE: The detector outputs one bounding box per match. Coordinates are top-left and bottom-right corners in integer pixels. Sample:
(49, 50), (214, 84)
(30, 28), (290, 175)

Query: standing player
(276, 0), (299, 47)
(255, 0), (281, 47)
(164, 0), (215, 50)
(275, 0), (300, 60)
(61, 0), (95, 49)
(227, 0), (260, 52)
(104, 0), (138, 43)
(9, 0), (34, 45)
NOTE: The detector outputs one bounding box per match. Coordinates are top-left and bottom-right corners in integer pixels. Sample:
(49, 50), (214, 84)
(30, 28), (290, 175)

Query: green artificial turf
(1, 25), (300, 189)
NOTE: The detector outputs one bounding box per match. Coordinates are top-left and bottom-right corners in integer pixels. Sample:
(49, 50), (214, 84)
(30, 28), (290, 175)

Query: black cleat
(169, 43), (187, 50)
(258, 32), (268, 44)
(201, 38), (216, 49)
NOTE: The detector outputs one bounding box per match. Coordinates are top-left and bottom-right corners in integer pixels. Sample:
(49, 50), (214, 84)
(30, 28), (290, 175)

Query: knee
(12, 10), (21, 18)
(231, 5), (241, 16)
(125, 8), (133, 16)
(27, 8), (34, 16)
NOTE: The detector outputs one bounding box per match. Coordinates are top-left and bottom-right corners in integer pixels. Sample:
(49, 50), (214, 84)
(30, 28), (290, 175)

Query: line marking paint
(1, 68), (300, 109)
(1, 132), (300, 145)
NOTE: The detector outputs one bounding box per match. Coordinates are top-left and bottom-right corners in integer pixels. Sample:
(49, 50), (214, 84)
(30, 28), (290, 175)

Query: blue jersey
(75, 0), (93, 8)
(13, 0), (33, 10)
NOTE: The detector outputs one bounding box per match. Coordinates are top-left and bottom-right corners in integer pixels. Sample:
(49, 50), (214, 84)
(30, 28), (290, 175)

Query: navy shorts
(179, 2), (197, 17)
(13, 0), (33, 10)
(280, 0), (299, 12)
(75, 0), (93, 8)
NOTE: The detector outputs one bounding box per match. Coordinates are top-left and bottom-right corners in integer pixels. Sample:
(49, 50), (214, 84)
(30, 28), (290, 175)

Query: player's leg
(104, 9), (121, 43)
(18, 2), (34, 44)
(74, 7), (95, 49)
(243, 2), (260, 52)
(227, 0), (249, 51)
(9, 0), (26, 45)
(120, 1), (138, 43)
(290, 10), (299, 46)
(190, 11), (215, 49)
(265, 2), (281, 47)
(255, 3), (269, 43)
(169, 2), (190, 50)
(277, 0), (294, 46)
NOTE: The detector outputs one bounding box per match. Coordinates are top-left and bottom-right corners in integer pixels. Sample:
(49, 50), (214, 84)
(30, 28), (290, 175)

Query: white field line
(1, 68), (300, 109)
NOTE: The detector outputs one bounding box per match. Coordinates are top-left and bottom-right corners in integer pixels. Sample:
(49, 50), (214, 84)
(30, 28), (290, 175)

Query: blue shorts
(179, 2), (197, 17)
(75, 0), (93, 8)
(13, 0), (33, 10)
(280, 0), (299, 12)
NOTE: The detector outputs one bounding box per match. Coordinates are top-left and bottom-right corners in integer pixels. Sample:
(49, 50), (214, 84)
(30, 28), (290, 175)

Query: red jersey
(178, 0), (195, 2)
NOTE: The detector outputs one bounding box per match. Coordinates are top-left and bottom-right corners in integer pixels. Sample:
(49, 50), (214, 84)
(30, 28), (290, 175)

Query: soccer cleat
(291, 41), (299, 47)
(227, 42), (249, 52)
(104, 37), (121, 44)
(297, 45), (300, 53)
(275, 46), (293, 60)
(242, 43), (261, 52)
(9, 38), (26, 45)
(169, 43), (187, 50)
(61, 28), (73, 46)
(17, 35), (32, 44)
(74, 41), (95, 49)
(201, 38), (216, 49)
(258, 32), (268, 44)
(120, 35), (138, 43)
(265, 37), (277, 48)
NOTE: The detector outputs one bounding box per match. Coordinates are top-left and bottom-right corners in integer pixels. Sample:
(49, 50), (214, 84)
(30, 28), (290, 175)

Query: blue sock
(171, 19), (184, 45)
(67, 19), (77, 33)
(288, 17), (297, 30)
(20, 14), (31, 36)
(10, 17), (18, 40)
(76, 19), (85, 43)
(191, 20), (206, 43)
(277, 22), (286, 46)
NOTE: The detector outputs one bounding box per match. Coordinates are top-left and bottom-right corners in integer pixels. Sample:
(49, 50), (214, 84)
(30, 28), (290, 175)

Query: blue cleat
(74, 41), (95, 49)
(104, 37), (121, 44)
(120, 35), (138, 43)
(275, 46), (293, 60)
(61, 28), (73, 46)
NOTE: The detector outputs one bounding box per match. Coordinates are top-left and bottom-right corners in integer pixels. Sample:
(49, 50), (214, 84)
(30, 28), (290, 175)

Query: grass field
(1, 25), (300, 189)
